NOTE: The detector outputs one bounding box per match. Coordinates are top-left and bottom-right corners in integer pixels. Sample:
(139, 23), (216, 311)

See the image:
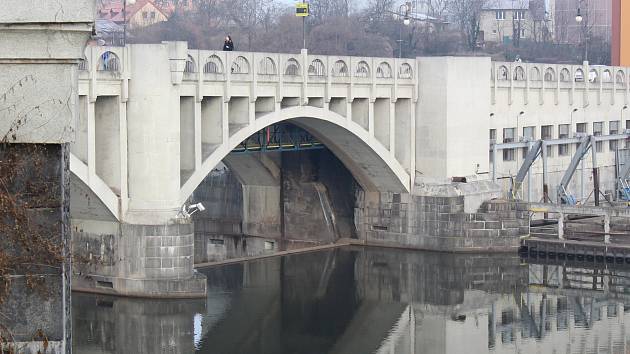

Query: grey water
(73, 247), (630, 353)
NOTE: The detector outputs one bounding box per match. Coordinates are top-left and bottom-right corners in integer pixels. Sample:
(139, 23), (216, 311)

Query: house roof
(98, 0), (172, 23)
(482, 0), (530, 10)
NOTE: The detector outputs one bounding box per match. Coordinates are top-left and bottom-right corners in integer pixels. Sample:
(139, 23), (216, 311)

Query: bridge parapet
(491, 60), (630, 106)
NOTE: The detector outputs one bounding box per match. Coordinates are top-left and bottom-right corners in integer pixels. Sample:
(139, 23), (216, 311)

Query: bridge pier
(72, 219), (206, 298)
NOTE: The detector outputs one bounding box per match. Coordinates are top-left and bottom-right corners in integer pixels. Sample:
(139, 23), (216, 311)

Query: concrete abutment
(356, 180), (528, 252)
(72, 220), (206, 298)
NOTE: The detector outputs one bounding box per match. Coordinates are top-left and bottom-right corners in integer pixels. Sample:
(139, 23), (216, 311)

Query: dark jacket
(223, 40), (234, 51)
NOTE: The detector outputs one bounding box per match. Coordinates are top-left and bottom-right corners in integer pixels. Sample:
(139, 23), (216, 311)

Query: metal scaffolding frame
(491, 133), (630, 205)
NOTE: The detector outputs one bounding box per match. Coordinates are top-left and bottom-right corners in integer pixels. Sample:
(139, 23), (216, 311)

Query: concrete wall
(417, 57), (491, 180)
(72, 220), (206, 298)
(0, 1), (94, 352)
(491, 61), (630, 202)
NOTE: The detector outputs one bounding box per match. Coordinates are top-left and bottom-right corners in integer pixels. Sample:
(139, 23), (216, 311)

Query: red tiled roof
(98, 0), (173, 23)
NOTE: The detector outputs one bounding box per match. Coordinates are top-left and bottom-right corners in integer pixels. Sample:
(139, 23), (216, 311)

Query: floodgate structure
(68, 42), (630, 297)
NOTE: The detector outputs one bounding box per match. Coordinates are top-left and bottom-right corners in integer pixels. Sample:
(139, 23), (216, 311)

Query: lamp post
(571, 108), (578, 136)
(123, 0), (137, 46)
(623, 105), (629, 148)
(396, 2), (411, 58)
(516, 111), (524, 168)
(575, 7), (587, 62)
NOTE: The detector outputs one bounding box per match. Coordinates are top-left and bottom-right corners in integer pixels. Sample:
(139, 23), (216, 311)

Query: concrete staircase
(465, 200), (530, 238)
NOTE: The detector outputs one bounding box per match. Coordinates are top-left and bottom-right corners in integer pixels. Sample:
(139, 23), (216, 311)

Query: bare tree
(309, 0), (353, 22)
(449, 0), (490, 51)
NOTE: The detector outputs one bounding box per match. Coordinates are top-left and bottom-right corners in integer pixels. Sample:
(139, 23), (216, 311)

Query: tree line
(131, 0), (610, 64)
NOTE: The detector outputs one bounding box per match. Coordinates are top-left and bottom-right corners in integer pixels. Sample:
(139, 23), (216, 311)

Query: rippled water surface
(73, 247), (630, 353)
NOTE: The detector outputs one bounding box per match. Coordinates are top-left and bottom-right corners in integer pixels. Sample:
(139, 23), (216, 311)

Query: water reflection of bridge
(73, 249), (630, 353)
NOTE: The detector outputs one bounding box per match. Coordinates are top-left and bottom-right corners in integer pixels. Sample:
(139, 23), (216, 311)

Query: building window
(521, 29), (526, 37)
(150, 12), (156, 19)
(593, 121), (604, 152)
(541, 125), (554, 157)
(496, 10), (505, 20)
(610, 120), (620, 151)
(142, 11), (148, 19)
(515, 10), (526, 20)
(576, 122), (587, 134)
(558, 124), (570, 156)
(490, 129), (497, 163)
(503, 128), (516, 161)
(522, 126), (536, 158)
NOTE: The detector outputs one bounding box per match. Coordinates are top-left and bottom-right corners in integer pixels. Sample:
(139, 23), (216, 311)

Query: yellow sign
(296, 3), (309, 17)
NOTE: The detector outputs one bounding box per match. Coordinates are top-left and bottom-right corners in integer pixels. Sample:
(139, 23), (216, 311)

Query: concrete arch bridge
(69, 42), (508, 298)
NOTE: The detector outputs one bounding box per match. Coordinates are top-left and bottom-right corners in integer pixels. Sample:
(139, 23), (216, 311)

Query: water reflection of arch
(195, 250), (376, 353)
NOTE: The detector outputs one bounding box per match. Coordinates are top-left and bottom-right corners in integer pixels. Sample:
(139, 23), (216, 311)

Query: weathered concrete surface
(1, 4), (92, 348)
(356, 181), (528, 252)
(282, 150), (357, 244)
(191, 149), (358, 263)
(0, 144), (71, 353)
(72, 220), (207, 298)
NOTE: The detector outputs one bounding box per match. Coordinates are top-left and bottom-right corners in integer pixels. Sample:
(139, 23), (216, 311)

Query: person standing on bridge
(223, 36), (234, 51)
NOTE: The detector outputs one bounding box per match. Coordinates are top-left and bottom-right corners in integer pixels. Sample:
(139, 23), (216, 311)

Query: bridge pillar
(0, 1), (94, 352)
(72, 42), (206, 298)
(416, 57), (490, 179)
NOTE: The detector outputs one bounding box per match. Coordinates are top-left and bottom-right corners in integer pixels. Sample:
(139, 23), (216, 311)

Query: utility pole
(296, 1), (309, 50)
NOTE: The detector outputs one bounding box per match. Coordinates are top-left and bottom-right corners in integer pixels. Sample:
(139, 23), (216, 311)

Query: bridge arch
(97, 51), (120, 72)
(180, 106), (410, 205)
(285, 58), (300, 76)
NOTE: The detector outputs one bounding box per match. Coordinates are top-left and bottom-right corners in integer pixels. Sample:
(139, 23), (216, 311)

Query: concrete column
(194, 99), (202, 170)
(374, 98), (390, 149)
(351, 98), (369, 130)
(368, 99), (375, 137)
(87, 100), (96, 177)
(0, 1), (95, 352)
(180, 96), (195, 173)
(395, 98), (412, 171)
(72, 95), (89, 164)
(389, 100), (396, 154)
(416, 57), (490, 179)
(126, 43), (182, 224)
(94, 96), (121, 194)
(119, 98), (129, 212)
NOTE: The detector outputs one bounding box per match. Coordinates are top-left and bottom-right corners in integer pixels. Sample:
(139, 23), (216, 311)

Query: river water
(73, 247), (630, 353)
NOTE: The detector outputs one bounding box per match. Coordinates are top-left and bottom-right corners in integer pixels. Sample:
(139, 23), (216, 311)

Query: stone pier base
(72, 221), (206, 298)
(356, 180), (529, 252)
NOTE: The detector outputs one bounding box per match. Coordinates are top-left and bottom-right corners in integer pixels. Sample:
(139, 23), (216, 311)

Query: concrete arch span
(180, 106), (410, 205)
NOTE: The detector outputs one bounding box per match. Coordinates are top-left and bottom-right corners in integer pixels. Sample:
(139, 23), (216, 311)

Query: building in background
(479, 0), (552, 45)
(612, 0), (630, 66)
(97, 0), (178, 29)
(554, 0), (611, 44)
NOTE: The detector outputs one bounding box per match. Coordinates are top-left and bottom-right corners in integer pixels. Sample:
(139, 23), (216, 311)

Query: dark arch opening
(189, 123), (361, 264)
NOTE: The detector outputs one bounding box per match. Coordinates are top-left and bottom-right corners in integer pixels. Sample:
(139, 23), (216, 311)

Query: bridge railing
(183, 50), (416, 85)
(80, 44), (419, 90)
(492, 61), (630, 90)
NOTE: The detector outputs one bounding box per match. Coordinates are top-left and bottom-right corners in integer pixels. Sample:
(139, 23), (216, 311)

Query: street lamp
(396, 2), (412, 58)
(516, 111), (525, 169)
(575, 8), (583, 23)
(571, 108), (578, 135)
(575, 7), (587, 62)
(123, 0), (137, 46)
